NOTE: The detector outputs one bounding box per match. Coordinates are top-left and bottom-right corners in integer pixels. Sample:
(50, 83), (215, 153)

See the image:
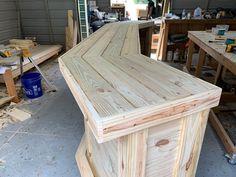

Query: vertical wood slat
(118, 129), (148, 177)
(173, 109), (210, 177)
(75, 135), (95, 177)
(160, 24), (169, 61)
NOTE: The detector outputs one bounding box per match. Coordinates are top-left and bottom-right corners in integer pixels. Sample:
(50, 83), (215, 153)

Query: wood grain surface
(59, 22), (221, 143)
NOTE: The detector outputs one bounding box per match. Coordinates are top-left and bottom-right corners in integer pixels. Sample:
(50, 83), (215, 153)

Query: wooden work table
(59, 22), (221, 177)
(186, 31), (236, 161)
(157, 19), (236, 60)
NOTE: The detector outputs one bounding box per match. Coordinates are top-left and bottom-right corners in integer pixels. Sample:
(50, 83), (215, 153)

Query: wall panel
(18, 0), (76, 45)
(0, 0), (20, 44)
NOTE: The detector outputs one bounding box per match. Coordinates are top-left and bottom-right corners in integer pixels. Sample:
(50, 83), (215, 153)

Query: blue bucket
(21, 72), (43, 99)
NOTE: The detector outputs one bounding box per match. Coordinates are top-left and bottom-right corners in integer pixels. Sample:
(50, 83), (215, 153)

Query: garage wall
(0, 0), (20, 44)
(96, 0), (110, 11)
(18, 0), (76, 45)
(171, 0), (236, 14)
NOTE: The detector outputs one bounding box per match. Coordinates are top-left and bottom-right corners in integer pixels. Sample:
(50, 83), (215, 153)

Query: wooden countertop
(59, 22), (221, 143)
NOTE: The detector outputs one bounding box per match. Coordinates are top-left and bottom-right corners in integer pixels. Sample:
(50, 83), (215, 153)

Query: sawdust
(0, 106), (17, 129)
(0, 56), (61, 129)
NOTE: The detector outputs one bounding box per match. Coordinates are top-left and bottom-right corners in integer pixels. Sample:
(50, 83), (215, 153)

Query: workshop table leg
(195, 49), (206, 78)
(186, 40), (194, 71)
(214, 63), (223, 85)
(3, 69), (20, 103)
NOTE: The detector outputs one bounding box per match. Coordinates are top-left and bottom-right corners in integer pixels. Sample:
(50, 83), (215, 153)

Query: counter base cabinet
(76, 109), (210, 177)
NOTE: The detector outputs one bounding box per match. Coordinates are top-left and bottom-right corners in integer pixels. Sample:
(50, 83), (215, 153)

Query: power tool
(225, 39), (236, 53)
(226, 44), (236, 53)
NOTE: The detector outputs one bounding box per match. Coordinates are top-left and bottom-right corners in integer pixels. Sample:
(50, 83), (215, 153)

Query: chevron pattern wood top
(59, 21), (221, 143)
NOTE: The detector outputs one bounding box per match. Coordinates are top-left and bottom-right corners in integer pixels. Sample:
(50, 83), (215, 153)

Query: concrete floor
(0, 58), (235, 177)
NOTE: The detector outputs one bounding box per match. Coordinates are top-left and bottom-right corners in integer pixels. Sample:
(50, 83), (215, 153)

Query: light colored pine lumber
(0, 45), (62, 83)
(3, 69), (20, 103)
(5, 108), (31, 121)
(118, 129), (148, 177)
(75, 135), (95, 177)
(195, 48), (206, 77)
(59, 22), (221, 177)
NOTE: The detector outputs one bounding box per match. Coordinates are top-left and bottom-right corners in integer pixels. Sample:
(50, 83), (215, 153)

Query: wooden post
(186, 40), (194, 71)
(162, 0), (170, 17)
(195, 49), (206, 77)
(3, 69), (20, 103)
(174, 109), (210, 177)
(214, 63), (223, 85)
(161, 23), (169, 61)
(66, 10), (74, 51)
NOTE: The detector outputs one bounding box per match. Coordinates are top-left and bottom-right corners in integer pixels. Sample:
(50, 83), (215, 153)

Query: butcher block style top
(59, 22), (221, 143)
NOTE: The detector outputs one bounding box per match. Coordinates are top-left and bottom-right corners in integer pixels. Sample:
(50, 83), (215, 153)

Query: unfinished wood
(3, 69), (20, 103)
(162, 0), (170, 17)
(160, 24), (169, 60)
(118, 130), (148, 177)
(158, 19), (236, 61)
(145, 119), (182, 177)
(0, 45), (62, 83)
(173, 109), (209, 177)
(214, 63), (222, 85)
(73, 21), (78, 47)
(85, 120), (118, 177)
(139, 26), (153, 57)
(5, 108), (31, 121)
(60, 22), (221, 143)
(195, 48), (206, 77)
(188, 31), (236, 75)
(59, 22), (221, 177)
(156, 23), (164, 58)
(66, 10), (74, 51)
(9, 39), (34, 49)
(75, 135), (95, 177)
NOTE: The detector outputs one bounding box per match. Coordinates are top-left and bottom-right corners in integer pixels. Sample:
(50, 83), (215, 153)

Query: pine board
(59, 22), (221, 143)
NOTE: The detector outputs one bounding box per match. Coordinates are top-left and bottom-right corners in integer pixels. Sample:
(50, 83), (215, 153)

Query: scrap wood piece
(0, 96), (14, 107)
(3, 69), (20, 103)
(5, 108), (31, 122)
(9, 39), (35, 49)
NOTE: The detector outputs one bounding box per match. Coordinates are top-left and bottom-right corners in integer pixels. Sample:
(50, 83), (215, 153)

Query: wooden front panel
(86, 123), (118, 177)
(85, 110), (210, 177)
(145, 119), (182, 177)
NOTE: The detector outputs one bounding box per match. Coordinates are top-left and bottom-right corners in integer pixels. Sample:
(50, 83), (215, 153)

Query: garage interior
(0, 0), (236, 177)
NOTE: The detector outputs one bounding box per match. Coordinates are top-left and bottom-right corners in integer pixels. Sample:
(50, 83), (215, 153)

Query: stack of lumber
(0, 45), (62, 82)
(9, 39), (35, 49)
(59, 22), (221, 177)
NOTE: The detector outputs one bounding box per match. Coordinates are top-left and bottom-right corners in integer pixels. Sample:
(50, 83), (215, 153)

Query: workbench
(186, 30), (236, 163)
(59, 22), (221, 177)
(0, 45), (62, 103)
(157, 19), (236, 60)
